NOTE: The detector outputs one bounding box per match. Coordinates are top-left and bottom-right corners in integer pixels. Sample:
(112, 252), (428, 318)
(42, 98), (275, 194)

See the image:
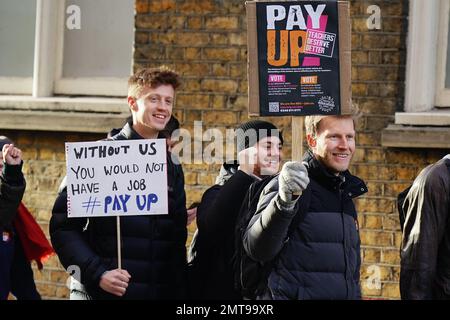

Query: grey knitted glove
(278, 161), (310, 208)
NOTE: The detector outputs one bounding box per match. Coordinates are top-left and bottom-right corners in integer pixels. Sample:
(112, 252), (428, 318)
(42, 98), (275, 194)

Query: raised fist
(2, 144), (22, 166)
(278, 161), (309, 204)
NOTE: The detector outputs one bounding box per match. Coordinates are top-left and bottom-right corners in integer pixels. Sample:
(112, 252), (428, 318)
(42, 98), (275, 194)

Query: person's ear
(127, 96), (137, 111)
(306, 134), (317, 149)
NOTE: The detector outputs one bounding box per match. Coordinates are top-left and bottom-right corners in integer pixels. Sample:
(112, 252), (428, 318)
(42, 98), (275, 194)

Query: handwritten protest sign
(65, 139), (168, 218)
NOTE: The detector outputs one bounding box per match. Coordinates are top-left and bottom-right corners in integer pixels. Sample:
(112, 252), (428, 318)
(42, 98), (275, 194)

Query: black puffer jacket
(400, 155), (450, 300)
(50, 123), (187, 300)
(0, 162), (25, 232)
(244, 151), (367, 300)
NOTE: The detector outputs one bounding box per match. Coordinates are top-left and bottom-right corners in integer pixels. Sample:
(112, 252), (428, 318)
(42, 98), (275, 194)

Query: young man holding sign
(50, 67), (188, 300)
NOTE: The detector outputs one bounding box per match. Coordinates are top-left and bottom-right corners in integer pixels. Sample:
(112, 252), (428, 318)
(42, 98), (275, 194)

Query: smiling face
(254, 136), (283, 176)
(128, 84), (174, 139)
(307, 116), (355, 175)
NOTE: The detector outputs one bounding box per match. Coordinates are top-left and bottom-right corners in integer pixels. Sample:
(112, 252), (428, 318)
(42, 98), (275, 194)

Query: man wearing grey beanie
(188, 120), (283, 299)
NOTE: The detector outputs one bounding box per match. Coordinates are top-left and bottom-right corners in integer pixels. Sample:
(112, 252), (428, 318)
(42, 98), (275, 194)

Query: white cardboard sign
(65, 139), (168, 218)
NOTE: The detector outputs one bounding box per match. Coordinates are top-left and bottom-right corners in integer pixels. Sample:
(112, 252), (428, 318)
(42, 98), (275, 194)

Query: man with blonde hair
(243, 113), (367, 299)
(51, 67), (188, 300)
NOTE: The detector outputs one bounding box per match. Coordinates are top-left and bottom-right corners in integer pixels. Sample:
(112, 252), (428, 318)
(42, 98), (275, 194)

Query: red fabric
(12, 203), (54, 270)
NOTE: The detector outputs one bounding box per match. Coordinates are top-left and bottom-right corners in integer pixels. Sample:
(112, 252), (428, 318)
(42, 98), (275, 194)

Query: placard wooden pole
(117, 216), (122, 269)
(291, 117), (304, 161)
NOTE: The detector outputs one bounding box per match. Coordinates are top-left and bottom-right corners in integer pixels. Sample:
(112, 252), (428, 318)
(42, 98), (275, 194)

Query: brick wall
(9, 0), (447, 299)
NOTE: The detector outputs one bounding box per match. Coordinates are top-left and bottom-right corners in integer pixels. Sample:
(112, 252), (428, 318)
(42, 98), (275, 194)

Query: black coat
(400, 156), (450, 299)
(50, 123), (187, 299)
(0, 162), (25, 231)
(193, 166), (256, 299)
(244, 152), (367, 300)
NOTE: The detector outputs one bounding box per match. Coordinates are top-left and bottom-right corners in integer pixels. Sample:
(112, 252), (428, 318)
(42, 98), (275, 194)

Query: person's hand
(99, 269), (131, 297)
(278, 161), (309, 205)
(237, 146), (258, 175)
(187, 207), (197, 226)
(2, 144), (22, 165)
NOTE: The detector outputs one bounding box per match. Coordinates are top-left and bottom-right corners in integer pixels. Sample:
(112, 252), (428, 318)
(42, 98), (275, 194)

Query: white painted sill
(0, 96), (130, 133)
(382, 109), (450, 149)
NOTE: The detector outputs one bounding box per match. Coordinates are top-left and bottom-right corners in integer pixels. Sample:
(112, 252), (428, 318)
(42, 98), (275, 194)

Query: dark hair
(235, 120), (283, 153)
(0, 135), (13, 151)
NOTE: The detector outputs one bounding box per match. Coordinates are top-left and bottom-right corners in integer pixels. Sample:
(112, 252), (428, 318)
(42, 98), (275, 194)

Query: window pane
(0, 0), (36, 77)
(63, 0), (134, 78)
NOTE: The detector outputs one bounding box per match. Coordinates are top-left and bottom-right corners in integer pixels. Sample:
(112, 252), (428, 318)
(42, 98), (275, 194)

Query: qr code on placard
(269, 102), (279, 112)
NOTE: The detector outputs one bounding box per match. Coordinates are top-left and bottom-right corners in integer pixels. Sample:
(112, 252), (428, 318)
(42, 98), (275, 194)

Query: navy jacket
(50, 123), (187, 299)
(244, 151), (367, 300)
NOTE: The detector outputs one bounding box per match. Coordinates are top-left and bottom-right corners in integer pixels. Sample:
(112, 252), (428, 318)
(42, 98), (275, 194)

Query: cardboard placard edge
(338, 1), (352, 115)
(246, 1), (261, 116)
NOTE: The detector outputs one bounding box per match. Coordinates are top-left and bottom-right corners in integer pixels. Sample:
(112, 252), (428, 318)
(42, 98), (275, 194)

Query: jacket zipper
(338, 176), (350, 299)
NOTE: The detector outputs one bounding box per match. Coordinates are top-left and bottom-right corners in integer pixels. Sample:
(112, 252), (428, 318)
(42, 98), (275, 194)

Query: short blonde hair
(305, 105), (360, 138)
(128, 66), (181, 99)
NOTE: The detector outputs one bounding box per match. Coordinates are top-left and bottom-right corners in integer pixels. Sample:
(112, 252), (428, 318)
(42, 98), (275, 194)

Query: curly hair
(128, 66), (181, 99)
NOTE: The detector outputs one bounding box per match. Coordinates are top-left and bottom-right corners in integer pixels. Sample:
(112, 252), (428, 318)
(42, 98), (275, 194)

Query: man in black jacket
(399, 155), (450, 299)
(189, 120), (283, 299)
(50, 67), (188, 300)
(244, 114), (367, 300)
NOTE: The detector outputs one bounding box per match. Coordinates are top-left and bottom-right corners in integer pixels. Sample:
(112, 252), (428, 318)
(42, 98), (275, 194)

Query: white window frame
(0, 0), (130, 98)
(0, 78), (33, 95)
(32, 0), (59, 97)
(36, 0), (130, 97)
(0, 0), (132, 133)
(398, 0), (450, 126)
(435, 0), (450, 106)
(404, 0), (440, 113)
